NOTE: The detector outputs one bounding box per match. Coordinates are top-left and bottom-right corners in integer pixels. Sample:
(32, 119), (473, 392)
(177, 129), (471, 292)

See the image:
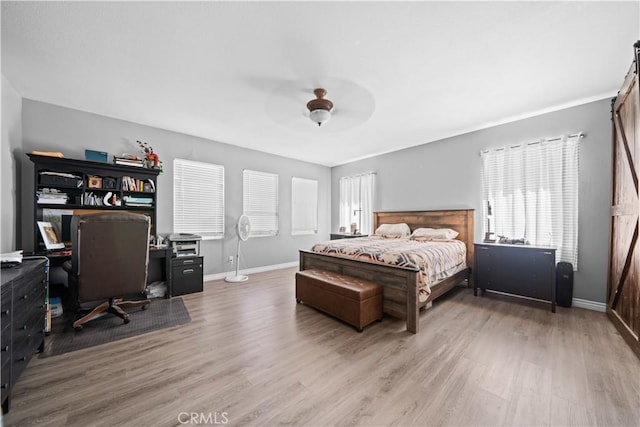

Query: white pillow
(410, 227), (459, 240)
(374, 223), (411, 238)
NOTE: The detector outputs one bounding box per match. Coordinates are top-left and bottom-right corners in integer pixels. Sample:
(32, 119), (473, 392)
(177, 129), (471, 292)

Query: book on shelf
(84, 192), (105, 206)
(122, 176), (155, 192)
(123, 196), (153, 207)
(124, 202), (153, 207)
(37, 189), (68, 204)
(31, 150), (64, 158)
(37, 198), (68, 205)
(114, 159), (144, 167)
(118, 153), (142, 161)
(114, 154), (144, 166)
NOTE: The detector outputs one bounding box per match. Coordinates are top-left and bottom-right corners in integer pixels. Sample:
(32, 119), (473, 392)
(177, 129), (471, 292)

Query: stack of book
(113, 154), (144, 168)
(84, 192), (104, 206)
(36, 188), (68, 204)
(122, 196), (153, 207)
(122, 176), (155, 192)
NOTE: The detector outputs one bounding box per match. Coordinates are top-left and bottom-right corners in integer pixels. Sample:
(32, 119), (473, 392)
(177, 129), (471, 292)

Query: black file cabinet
(171, 256), (203, 296)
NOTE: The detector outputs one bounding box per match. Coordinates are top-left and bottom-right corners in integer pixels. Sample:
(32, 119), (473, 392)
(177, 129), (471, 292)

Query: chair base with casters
(72, 297), (151, 331)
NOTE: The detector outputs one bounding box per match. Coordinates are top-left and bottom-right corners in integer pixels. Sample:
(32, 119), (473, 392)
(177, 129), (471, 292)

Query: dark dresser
(474, 243), (557, 312)
(171, 256), (203, 296)
(1, 258), (47, 413)
(329, 233), (368, 240)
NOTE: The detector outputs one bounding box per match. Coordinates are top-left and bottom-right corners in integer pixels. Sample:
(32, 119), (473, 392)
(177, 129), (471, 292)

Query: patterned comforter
(310, 236), (467, 301)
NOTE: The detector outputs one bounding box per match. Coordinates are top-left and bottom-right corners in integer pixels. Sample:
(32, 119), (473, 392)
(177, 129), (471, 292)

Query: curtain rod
(479, 132), (585, 155)
(339, 171), (377, 180)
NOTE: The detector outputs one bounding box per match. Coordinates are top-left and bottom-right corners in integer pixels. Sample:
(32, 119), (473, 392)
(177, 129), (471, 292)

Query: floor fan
(225, 215), (251, 282)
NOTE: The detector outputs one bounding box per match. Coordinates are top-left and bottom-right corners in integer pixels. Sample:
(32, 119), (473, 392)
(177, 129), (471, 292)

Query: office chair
(63, 212), (151, 330)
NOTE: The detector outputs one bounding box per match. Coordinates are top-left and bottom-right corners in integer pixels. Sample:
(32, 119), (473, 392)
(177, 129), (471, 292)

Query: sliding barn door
(608, 41), (640, 359)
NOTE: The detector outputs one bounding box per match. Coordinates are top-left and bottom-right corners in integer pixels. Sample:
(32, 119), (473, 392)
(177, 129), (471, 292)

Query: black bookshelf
(27, 153), (160, 254)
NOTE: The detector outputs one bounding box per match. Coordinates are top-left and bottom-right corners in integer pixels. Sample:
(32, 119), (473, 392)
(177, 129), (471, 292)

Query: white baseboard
(204, 261), (298, 282)
(572, 298), (606, 312)
(483, 290), (606, 313)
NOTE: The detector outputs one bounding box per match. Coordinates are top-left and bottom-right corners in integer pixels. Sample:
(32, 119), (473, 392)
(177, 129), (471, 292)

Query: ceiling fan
(306, 88), (334, 127)
(263, 78), (376, 132)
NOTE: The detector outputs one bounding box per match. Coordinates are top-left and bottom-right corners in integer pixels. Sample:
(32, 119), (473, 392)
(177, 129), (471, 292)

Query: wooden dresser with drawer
(1, 258), (47, 414)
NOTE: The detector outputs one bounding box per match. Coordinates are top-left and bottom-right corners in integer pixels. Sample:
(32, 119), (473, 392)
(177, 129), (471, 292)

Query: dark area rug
(41, 297), (191, 357)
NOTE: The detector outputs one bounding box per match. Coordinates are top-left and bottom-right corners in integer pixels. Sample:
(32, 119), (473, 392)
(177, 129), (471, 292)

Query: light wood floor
(3, 267), (640, 426)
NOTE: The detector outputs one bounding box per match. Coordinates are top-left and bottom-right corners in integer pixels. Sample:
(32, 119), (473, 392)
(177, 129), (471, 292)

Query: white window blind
(174, 159), (225, 239)
(292, 177), (318, 235)
(480, 134), (580, 268)
(243, 170), (278, 237)
(339, 172), (375, 235)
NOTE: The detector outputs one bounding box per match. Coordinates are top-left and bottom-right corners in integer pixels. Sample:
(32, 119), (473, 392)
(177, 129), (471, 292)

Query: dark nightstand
(330, 233), (368, 240)
(474, 243), (556, 312)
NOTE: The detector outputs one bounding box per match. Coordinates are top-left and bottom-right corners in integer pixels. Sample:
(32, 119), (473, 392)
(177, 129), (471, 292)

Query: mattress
(310, 236), (467, 301)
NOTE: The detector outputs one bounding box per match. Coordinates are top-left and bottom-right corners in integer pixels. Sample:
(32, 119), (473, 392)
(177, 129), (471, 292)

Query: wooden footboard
(299, 250), (422, 332)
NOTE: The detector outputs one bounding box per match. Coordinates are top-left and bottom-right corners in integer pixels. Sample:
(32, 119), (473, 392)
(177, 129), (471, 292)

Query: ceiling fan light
(309, 108), (331, 126)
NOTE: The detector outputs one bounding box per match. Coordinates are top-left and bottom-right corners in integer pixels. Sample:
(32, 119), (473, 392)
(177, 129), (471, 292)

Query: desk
(38, 246), (173, 299)
(148, 246), (173, 298)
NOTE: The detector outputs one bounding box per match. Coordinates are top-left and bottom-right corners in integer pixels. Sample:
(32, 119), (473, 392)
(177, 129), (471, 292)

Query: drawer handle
(20, 325), (27, 330)
(16, 356), (27, 362)
(182, 269), (194, 274)
(1, 383), (8, 389)
(2, 309), (9, 316)
(182, 259), (194, 264)
(21, 294), (28, 300)
(1, 346), (8, 352)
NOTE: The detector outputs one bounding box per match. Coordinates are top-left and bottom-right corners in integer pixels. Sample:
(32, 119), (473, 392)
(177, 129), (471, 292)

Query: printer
(167, 233), (202, 257)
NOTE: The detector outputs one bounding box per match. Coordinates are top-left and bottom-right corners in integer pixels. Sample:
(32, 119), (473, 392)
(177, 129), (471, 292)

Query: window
(480, 134), (580, 267)
(243, 170), (278, 237)
(339, 172), (375, 235)
(292, 177), (318, 235)
(174, 159), (224, 239)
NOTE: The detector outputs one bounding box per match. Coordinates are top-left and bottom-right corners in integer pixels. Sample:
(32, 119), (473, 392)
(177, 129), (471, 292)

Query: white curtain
(360, 173), (375, 235)
(291, 177), (318, 235)
(481, 135), (579, 268)
(339, 172), (375, 235)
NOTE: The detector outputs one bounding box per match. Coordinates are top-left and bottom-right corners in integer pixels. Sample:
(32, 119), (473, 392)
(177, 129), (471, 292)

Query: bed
(299, 209), (474, 333)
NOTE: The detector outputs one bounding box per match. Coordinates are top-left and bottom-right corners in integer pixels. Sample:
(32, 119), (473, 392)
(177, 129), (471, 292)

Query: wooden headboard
(372, 209), (475, 268)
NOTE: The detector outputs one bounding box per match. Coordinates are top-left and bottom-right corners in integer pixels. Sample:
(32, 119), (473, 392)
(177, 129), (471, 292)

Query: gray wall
(1, 75), (23, 252)
(20, 100), (331, 275)
(9, 96), (614, 302)
(332, 99), (612, 303)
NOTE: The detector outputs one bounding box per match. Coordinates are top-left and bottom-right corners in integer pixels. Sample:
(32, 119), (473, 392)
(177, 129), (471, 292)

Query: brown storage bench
(295, 269), (383, 332)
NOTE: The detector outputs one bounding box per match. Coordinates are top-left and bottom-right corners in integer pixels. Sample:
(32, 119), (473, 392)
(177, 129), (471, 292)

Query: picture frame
(37, 221), (65, 250)
(87, 176), (103, 188)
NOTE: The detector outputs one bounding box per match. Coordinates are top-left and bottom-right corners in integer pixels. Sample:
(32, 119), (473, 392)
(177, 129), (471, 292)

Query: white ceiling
(2, 1), (638, 167)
